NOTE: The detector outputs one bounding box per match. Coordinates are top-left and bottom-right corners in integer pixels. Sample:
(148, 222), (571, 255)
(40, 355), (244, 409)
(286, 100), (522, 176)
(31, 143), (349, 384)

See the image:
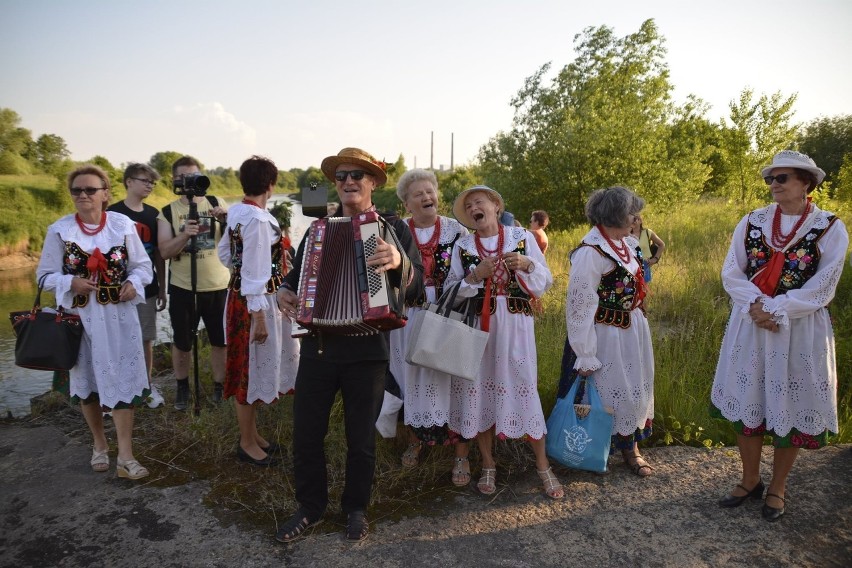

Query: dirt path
(1, 417), (850, 568)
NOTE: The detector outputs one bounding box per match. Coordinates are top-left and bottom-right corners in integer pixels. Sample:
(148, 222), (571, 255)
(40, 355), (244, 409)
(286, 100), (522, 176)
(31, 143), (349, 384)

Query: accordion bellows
(296, 212), (406, 335)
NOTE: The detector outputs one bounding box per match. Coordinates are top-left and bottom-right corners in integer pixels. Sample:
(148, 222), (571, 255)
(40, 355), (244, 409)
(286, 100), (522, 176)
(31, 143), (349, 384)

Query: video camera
(173, 173), (211, 197)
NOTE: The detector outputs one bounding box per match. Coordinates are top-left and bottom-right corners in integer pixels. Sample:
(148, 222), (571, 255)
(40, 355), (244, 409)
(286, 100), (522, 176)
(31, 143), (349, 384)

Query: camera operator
(157, 155), (229, 410)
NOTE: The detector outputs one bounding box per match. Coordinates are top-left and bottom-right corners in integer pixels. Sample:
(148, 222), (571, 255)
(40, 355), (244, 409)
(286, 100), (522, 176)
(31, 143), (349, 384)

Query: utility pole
(430, 131), (434, 170)
(450, 132), (454, 171)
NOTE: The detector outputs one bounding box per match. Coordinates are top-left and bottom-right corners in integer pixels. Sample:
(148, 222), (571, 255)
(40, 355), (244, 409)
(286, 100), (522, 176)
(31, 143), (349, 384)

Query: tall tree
(477, 19), (708, 227)
(34, 133), (70, 173)
(798, 114), (852, 185)
(719, 89), (797, 203)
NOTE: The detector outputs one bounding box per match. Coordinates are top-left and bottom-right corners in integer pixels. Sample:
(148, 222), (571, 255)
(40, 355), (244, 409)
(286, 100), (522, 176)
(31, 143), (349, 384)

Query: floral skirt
(52, 370), (149, 410)
(709, 405), (831, 448)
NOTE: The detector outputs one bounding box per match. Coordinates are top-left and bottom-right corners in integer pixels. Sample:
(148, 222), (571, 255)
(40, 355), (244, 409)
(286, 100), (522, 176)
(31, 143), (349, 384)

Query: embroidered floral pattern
(459, 239), (534, 316)
(63, 241), (129, 307)
(743, 217), (835, 296)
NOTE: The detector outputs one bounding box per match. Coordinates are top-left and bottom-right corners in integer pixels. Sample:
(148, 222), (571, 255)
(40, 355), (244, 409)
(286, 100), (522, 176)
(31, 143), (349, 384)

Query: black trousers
(292, 357), (386, 520)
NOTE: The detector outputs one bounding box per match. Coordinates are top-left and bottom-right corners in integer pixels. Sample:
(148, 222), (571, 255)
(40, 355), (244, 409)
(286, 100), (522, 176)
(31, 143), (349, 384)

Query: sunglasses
(334, 170), (369, 182)
(70, 187), (106, 196)
(763, 173), (792, 185)
(130, 177), (155, 186)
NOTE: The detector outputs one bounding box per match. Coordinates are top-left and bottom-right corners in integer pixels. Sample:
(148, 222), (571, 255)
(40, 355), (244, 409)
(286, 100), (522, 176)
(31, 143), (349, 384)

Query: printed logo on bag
(561, 426), (593, 466)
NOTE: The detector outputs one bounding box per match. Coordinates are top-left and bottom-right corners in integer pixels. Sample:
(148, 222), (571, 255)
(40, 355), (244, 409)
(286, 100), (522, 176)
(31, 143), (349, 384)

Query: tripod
(186, 198), (203, 416)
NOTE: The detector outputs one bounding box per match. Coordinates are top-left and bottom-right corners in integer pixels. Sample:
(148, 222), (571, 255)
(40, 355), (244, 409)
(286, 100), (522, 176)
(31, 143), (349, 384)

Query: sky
(2, 0), (851, 172)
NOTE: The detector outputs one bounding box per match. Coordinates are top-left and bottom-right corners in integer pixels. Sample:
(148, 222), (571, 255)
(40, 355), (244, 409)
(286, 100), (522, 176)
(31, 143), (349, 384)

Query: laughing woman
(389, 169), (470, 484)
(37, 165), (153, 480)
(445, 185), (563, 499)
(712, 151), (848, 521)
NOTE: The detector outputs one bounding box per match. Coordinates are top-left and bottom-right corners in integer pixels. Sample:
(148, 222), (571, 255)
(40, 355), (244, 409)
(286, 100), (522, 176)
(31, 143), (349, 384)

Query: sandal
(537, 467), (565, 499)
(401, 441), (423, 468)
(346, 510), (369, 541)
(90, 448), (109, 473)
(451, 457), (471, 487)
(623, 452), (653, 477)
(116, 457), (149, 480)
(275, 508), (318, 543)
(477, 467), (497, 495)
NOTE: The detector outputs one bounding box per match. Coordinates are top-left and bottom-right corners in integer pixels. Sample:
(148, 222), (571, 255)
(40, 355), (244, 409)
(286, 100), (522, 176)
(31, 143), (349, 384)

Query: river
(0, 195), (313, 417)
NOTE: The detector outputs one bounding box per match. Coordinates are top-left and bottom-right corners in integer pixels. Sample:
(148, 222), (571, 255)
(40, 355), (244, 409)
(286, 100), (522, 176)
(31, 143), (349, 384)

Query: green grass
(535, 199), (852, 447)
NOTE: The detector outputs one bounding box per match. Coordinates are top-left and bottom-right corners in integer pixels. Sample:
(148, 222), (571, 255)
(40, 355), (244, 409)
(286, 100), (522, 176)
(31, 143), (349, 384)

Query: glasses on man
(763, 173), (792, 185)
(130, 177), (155, 186)
(70, 187), (106, 196)
(334, 170), (369, 182)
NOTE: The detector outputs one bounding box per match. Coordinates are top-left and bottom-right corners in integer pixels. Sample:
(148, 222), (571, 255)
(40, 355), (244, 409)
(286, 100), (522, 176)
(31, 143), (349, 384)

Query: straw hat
(761, 150), (826, 185)
(452, 185), (505, 229)
(320, 147), (388, 186)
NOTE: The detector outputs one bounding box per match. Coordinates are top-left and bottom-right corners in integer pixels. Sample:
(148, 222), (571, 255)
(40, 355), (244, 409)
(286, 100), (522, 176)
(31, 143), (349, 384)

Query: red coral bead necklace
(597, 224), (632, 263)
(76, 212), (107, 236)
(771, 201), (812, 250)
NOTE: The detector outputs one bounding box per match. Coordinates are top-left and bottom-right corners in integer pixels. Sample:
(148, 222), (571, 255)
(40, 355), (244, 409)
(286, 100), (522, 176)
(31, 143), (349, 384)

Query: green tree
(0, 108), (34, 156)
(718, 89), (797, 203)
(34, 133), (70, 173)
(276, 170), (298, 192)
(478, 19), (708, 227)
(798, 114), (852, 186)
(385, 153), (407, 187)
(435, 165), (484, 216)
(297, 167), (326, 189)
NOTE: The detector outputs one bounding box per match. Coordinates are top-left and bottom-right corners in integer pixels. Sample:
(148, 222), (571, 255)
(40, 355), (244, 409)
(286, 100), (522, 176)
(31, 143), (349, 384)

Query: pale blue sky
(2, 0), (850, 171)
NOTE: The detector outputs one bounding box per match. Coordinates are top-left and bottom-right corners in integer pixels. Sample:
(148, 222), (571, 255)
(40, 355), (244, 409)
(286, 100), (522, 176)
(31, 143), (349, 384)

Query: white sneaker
(147, 385), (165, 409)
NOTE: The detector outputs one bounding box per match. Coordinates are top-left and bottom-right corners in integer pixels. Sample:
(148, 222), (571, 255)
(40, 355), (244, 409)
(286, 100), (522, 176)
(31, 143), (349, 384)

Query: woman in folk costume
(37, 164), (153, 480)
(217, 156), (299, 467)
(445, 185), (563, 499)
(388, 169), (472, 484)
(712, 151), (848, 522)
(561, 186), (655, 476)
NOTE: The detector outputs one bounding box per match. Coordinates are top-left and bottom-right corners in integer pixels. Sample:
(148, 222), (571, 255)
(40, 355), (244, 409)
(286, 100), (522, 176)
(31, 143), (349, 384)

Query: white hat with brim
(761, 150), (826, 186)
(452, 185), (505, 229)
(320, 147), (388, 186)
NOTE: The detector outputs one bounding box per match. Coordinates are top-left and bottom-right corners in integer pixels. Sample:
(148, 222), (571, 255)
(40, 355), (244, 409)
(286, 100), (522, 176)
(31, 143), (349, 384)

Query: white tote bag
(404, 283), (488, 381)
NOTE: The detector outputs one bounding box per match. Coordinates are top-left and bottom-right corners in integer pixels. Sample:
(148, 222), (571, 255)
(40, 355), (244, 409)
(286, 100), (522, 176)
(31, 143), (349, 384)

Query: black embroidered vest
(226, 224), (285, 294)
(743, 216), (837, 297)
(459, 239), (534, 317)
(573, 243), (643, 329)
(63, 241), (128, 307)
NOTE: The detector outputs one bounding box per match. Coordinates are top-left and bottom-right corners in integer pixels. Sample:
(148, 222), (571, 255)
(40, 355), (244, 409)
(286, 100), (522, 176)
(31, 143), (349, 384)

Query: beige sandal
(451, 457), (471, 487)
(116, 457), (149, 480)
(401, 442), (422, 468)
(537, 467), (564, 499)
(623, 451), (653, 477)
(477, 467), (496, 495)
(90, 448), (109, 473)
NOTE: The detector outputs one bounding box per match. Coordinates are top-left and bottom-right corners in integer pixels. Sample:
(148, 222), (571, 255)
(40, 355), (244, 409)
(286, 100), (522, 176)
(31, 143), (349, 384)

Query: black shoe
(262, 441), (285, 456)
(236, 445), (277, 467)
(174, 379), (190, 411)
(345, 510), (369, 541)
(762, 493), (786, 522)
(718, 481), (765, 508)
(213, 383), (224, 403)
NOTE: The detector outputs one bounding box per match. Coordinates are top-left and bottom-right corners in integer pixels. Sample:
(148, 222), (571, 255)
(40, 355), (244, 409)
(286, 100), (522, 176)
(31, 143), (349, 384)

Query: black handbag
(9, 274), (84, 371)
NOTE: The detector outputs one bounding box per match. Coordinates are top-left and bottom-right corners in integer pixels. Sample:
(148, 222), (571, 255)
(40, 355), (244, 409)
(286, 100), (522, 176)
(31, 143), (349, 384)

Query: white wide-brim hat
(761, 150), (826, 185)
(452, 185), (505, 229)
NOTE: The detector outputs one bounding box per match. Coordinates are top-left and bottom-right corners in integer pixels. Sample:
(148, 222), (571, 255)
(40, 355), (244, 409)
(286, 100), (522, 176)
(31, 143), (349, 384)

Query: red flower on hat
(373, 159), (388, 172)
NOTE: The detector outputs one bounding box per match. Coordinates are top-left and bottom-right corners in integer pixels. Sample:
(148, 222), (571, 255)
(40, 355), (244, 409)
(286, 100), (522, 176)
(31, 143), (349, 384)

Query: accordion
(295, 211), (407, 335)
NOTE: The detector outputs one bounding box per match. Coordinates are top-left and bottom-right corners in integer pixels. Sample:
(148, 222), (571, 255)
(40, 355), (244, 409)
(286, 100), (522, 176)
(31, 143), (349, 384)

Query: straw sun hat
(320, 147), (388, 186)
(452, 185), (505, 229)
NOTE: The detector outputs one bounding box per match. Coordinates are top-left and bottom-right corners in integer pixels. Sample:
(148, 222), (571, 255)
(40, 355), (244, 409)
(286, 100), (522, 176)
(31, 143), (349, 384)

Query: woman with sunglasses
(444, 185), (563, 499)
(36, 164), (153, 480)
(712, 151), (848, 521)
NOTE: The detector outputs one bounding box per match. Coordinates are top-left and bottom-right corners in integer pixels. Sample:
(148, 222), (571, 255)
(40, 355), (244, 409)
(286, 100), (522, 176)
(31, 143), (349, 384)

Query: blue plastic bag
(545, 375), (614, 473)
